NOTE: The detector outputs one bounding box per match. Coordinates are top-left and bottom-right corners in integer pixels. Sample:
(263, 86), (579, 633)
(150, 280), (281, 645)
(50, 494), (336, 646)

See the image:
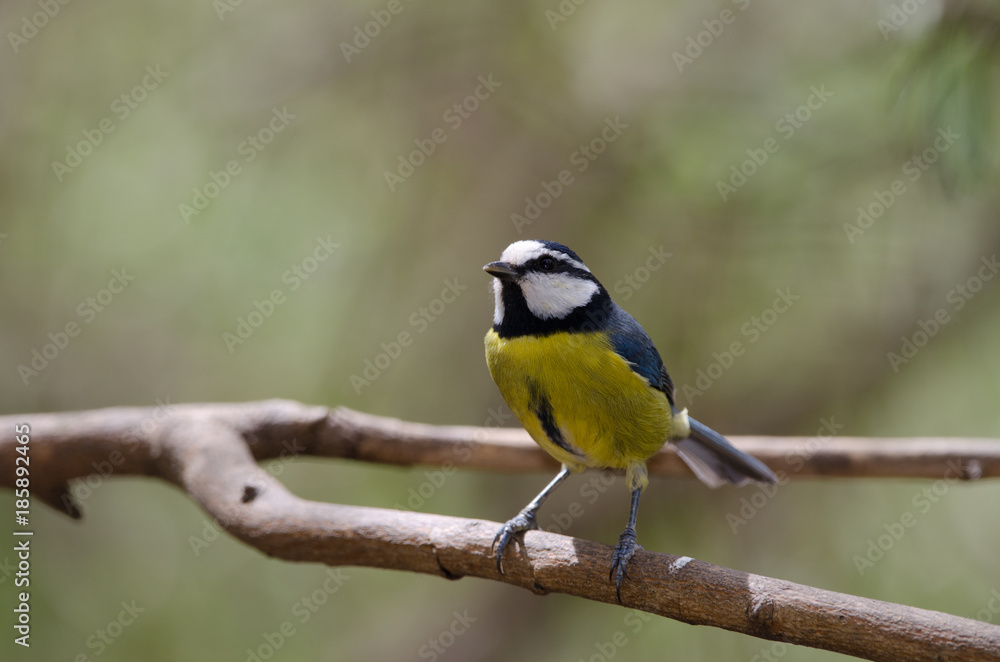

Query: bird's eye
(539, 257), (556, 271)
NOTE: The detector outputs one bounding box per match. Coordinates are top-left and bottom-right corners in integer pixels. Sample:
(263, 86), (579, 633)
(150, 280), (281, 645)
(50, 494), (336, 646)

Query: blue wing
(605, 304), (777, 487)
(606, 304), (675, 406)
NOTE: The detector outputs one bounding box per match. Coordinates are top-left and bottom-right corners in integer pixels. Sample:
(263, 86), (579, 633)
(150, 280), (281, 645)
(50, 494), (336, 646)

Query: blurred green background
(3, 0), (1000, 660)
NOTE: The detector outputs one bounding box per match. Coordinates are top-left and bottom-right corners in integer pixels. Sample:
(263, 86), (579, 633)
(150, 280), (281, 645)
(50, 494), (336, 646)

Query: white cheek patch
(520, 272), (599, 319)
(492, 279), (505, 325)
(500, 240), (590, 273)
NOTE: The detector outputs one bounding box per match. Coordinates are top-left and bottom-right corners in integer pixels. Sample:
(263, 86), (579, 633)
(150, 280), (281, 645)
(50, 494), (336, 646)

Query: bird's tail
(674, 417), (778, 488)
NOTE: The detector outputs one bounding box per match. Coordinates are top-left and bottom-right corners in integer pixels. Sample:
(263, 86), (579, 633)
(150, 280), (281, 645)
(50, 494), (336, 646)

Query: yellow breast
(484, 328), (672, 472)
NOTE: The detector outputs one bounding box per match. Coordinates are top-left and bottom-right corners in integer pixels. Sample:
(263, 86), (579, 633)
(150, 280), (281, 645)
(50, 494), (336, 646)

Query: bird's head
(484, 240), (609, 335)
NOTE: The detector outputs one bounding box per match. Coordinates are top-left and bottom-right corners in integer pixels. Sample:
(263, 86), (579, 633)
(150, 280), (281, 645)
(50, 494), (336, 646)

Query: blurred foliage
(2, 0), (1000, 661)
(893, 4), (1000, 188)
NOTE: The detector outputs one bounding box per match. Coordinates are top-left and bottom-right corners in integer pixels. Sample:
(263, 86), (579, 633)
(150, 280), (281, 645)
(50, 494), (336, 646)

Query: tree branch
(2, 400), (999, 661)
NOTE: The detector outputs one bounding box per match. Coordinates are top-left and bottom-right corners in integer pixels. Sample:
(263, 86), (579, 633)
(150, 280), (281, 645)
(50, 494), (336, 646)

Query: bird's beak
(483, 261), (518, 280)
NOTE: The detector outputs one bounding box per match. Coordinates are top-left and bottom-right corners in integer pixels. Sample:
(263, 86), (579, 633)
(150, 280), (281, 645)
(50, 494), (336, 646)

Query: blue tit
(483, 239), (777, 600)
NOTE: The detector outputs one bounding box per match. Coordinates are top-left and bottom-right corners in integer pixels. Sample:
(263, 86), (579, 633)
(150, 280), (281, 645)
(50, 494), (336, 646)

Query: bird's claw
(492, 511), (538, 575)
(610, 526), (641, 603)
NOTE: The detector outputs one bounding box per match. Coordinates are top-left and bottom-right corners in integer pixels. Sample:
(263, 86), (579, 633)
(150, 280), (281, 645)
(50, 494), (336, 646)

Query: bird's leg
(492, 465), (572, 574)
(610, 487), (643, 602)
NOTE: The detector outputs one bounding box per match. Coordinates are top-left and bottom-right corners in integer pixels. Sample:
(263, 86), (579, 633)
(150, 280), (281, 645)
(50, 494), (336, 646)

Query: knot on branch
(955, 458), (983, 481)
(746, 590), (778, 638)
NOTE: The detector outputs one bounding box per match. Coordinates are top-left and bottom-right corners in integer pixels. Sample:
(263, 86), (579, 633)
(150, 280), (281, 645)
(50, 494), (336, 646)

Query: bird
(482, 239), (777, 601)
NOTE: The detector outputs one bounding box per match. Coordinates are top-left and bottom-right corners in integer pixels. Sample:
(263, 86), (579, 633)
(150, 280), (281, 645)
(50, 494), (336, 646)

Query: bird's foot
(492, 510), (538, 575)
(610, 526), (641, 603)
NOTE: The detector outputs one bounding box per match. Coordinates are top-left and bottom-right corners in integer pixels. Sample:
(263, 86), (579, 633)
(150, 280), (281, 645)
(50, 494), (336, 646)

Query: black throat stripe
(528, 380), (581, 458)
